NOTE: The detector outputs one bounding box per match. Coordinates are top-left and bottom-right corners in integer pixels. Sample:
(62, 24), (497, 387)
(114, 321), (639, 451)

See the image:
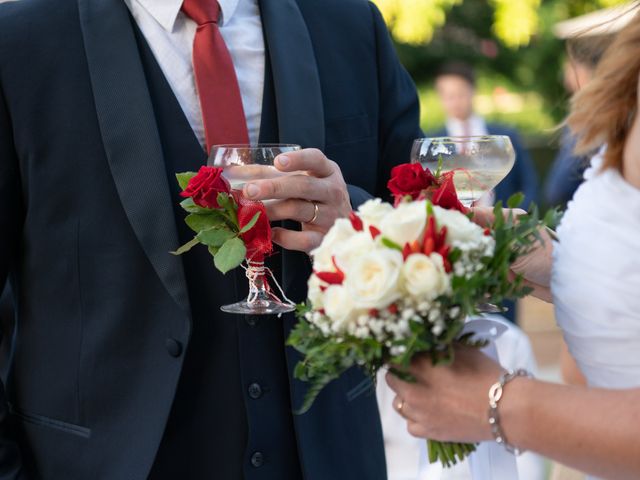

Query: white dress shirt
(445, 114), (488, 138)
(445, 114), (494, 206)
(124, 0), (265, 148)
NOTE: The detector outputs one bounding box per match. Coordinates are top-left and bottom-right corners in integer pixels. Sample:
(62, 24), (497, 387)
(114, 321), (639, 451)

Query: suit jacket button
(165, 338), (183, 358)
(250, 451), (264, 468)
(248, 383), (263, 399)
(245, 315), (258, 327)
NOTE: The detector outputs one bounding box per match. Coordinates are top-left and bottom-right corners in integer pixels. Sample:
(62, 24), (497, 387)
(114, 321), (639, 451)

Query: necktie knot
(182, 0), (221, 26)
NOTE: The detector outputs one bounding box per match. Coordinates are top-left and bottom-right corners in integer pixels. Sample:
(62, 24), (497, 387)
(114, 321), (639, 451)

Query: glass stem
(246, 261), (271, 305)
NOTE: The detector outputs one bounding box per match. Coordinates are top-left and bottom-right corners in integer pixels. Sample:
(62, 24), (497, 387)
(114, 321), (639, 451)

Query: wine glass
(411, 136), (515, 207)
(411, 136), (515, 314)
(209, 144), (301, 315)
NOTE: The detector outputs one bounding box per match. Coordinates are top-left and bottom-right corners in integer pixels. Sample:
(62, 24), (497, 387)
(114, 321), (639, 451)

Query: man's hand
(242, 149), (351, 253)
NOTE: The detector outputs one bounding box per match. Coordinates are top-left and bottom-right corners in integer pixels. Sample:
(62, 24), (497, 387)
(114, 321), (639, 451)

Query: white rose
(402, 253), (451, 300)
(333, 232), (375, 272)
(357, 199), (394, 230)
(311, 218), (356, 271)
(379, 200), (427, 247)
(323, 285), (357, 330)
(346, 248), (403, 309)
(307, 274), (325, 309)
(433, 206), (484, 245)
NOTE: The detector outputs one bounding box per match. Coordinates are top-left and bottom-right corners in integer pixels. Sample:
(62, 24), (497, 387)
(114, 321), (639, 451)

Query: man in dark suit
(0, 0), (421, 478)
(432, 62), (539, 209)
(432, 62), (539, 323)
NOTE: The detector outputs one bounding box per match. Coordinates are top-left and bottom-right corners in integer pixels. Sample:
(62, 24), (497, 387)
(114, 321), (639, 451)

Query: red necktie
(182, 0), (249, 152)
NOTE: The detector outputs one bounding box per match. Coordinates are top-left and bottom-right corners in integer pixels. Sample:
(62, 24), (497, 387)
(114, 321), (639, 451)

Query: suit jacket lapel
(78, 0), (190, 312)
(259, 0), (325, 149)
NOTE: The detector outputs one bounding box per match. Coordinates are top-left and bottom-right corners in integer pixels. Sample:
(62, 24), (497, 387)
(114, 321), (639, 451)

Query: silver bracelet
(487, 369), (532, 455)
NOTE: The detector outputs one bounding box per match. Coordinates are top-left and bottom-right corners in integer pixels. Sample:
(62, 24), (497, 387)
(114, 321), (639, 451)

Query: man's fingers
(244, 174), (334, 202)
(264, 199), (332, 227)
(271, 227), (324, 254)
(274, 148), (335, 178)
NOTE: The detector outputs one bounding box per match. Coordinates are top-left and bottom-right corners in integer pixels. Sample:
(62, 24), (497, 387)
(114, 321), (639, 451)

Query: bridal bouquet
(287, 163), (558, 467)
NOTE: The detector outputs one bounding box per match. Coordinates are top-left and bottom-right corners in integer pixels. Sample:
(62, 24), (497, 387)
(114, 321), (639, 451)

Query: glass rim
(413, 135), (511, 144)
(209, 143), (301, 150)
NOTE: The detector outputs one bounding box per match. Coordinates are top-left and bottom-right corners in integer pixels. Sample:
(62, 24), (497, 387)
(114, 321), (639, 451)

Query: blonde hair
(567, 7), (640, 171)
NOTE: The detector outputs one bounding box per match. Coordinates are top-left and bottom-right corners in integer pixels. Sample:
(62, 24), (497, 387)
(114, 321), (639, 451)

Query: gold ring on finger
(307, 201), (319, 225)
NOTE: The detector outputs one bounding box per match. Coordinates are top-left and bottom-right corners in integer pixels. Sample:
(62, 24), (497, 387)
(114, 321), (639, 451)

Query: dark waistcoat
(132, 22), (302, 480)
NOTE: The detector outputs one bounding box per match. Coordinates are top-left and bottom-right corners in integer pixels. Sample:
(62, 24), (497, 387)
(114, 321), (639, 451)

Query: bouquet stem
(427, 440), (476, 468)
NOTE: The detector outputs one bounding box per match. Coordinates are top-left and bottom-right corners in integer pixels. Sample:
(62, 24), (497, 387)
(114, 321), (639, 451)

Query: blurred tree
(373, 0), (463, 44)
(373, 0), (629, 48)
(372, 0), (630, 129)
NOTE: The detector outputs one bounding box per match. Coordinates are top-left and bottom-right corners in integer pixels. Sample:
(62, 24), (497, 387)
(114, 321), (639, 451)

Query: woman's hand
(471, 207), (555, 302)
(385, 347), (504, 443)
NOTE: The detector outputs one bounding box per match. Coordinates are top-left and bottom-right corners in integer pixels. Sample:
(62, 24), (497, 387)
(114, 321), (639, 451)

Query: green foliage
(381, 237), (403, 251)
(170, 237), (200, 256)
(176, 171), (197, 191)
(179, 197), (210, 214)
(196, 228), (236, 248)
(185, 212), (227, 233)
(214, 237), (247, 274)
(239, 211), (261, 234)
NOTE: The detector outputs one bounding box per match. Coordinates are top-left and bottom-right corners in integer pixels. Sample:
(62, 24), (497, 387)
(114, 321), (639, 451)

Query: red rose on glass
(387, 163), (436, 201)
(431, 172), (467, 214)
(180, 166), (230, 209)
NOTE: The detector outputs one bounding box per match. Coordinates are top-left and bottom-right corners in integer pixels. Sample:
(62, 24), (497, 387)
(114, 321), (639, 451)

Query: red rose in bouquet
(388, 163), (467, 214)
(387, 163), (436, 201)
(180, 166), (230, 209)
(431, 172), (467, 214)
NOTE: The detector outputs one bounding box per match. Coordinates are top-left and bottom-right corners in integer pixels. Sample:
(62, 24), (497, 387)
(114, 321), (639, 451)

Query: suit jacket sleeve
(368, 2), (423, 200)
(0, 81), (27, 480)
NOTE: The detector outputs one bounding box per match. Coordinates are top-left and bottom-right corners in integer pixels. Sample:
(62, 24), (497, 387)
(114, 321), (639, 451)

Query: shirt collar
(133, 0), (242, 32)
(446, 114), (486, 136)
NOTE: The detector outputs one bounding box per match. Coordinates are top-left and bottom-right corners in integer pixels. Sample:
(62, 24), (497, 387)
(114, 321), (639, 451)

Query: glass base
(221, 261), (296, 315)
(476, 302), (506, 314)
(220, 299), (296, 315)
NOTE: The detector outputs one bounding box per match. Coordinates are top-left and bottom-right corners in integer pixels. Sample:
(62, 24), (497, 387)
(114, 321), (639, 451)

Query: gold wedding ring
(307, 202), (319, 225)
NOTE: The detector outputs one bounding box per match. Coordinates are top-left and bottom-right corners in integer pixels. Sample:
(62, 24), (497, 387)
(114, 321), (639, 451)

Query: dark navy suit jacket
(0, 0), (421, 478)
(543, 127), (588, 208)
(433, 123), (539, 208)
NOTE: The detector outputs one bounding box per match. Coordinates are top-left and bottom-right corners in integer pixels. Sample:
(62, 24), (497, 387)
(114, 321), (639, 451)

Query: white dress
(552, 155), (640, 478)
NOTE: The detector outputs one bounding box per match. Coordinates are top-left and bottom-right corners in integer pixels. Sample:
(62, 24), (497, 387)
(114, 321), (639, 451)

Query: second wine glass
(411, 136), (515, 207)
(209, 144), (301, 315)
